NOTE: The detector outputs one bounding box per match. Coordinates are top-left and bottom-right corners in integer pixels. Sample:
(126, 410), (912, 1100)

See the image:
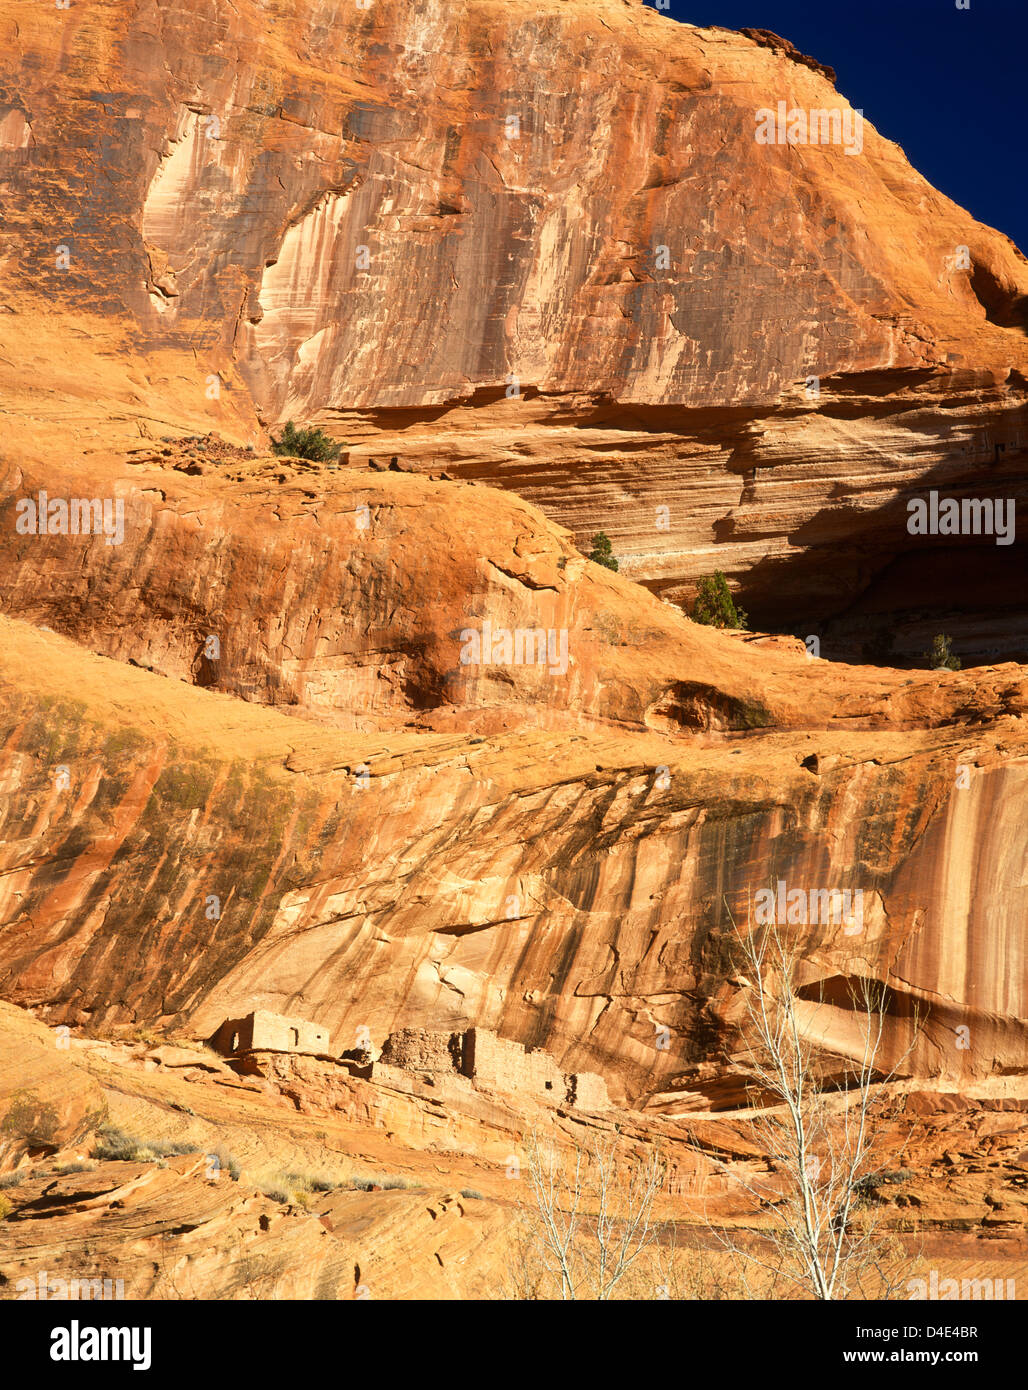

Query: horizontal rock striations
(0, 615), (1025, 1105)
(1, 1), (1026, 655)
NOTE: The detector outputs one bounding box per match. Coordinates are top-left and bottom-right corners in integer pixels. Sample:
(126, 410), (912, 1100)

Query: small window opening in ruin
(545, 1081), (553, 1090)
(230, 1032), (239, 1052)
(290, 1027), (299, 1046)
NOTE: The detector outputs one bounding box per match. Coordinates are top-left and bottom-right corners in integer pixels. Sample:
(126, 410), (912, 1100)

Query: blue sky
(655, 1), (1028, 255)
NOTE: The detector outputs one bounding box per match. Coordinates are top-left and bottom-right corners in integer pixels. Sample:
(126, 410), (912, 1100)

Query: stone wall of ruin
(375, 1026), (610, 1110)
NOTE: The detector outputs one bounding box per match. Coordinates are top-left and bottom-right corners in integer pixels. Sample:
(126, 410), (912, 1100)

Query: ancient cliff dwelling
(210, 1010), (332, 1057)
(0, 0), (1025, 1346)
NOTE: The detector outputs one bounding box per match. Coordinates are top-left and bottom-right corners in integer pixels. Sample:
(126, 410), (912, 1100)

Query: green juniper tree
(587, 531), (619, 572)
(924, 634), (961, 670)
(690, 572), (748, 630)
(270, 421), (343, 462)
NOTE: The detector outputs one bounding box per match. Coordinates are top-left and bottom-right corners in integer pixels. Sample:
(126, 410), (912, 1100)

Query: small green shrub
(925, 634), (961, 670)
(690, 572), (748, 630)
(0, 1173), (24, 1190)
(587, 531), (619, 572)
(460, 1188), (485, 1200)
(0, 1194), (10, 1221)
(270, 421), (343, 462)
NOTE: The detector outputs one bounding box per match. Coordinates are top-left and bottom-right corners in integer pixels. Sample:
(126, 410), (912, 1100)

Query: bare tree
(699, 912), (922, 1300)
(508, 1126), (669, 1300)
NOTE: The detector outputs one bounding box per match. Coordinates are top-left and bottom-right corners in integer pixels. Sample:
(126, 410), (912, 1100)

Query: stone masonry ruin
(209, 1008), (331, 1057)
(378, 1026), (610, 1110)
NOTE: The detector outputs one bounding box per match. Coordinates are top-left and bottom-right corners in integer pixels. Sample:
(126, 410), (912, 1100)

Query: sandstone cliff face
(0, 0), (1025, 1297)
(1, 0), (1026, 656)
(2, 452), (1026, 739)
(0, 614), (1024, 1104)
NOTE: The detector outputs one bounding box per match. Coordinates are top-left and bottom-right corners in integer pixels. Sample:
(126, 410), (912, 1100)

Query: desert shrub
(126, 1026), (162, 1047)
(460, 1188), (485, 1200)
(344, 1173), (421, 1192)
(925, 634), (961, 670)
(92, 1125), (144, 1161)
(282, 1170), (337, 1194)
(690, 571), (748, 629)
(0, 1173), (24, 1189)
(854, 1168), (914, 1196)
(54, 1161), (96, 1174)
(261, 1170), (339, 1206)
(587, 531), (619, 572)
(92, 1125), (197, 1163)
(0, 1194), (10, 1220)
(270, 421), (342, 462)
